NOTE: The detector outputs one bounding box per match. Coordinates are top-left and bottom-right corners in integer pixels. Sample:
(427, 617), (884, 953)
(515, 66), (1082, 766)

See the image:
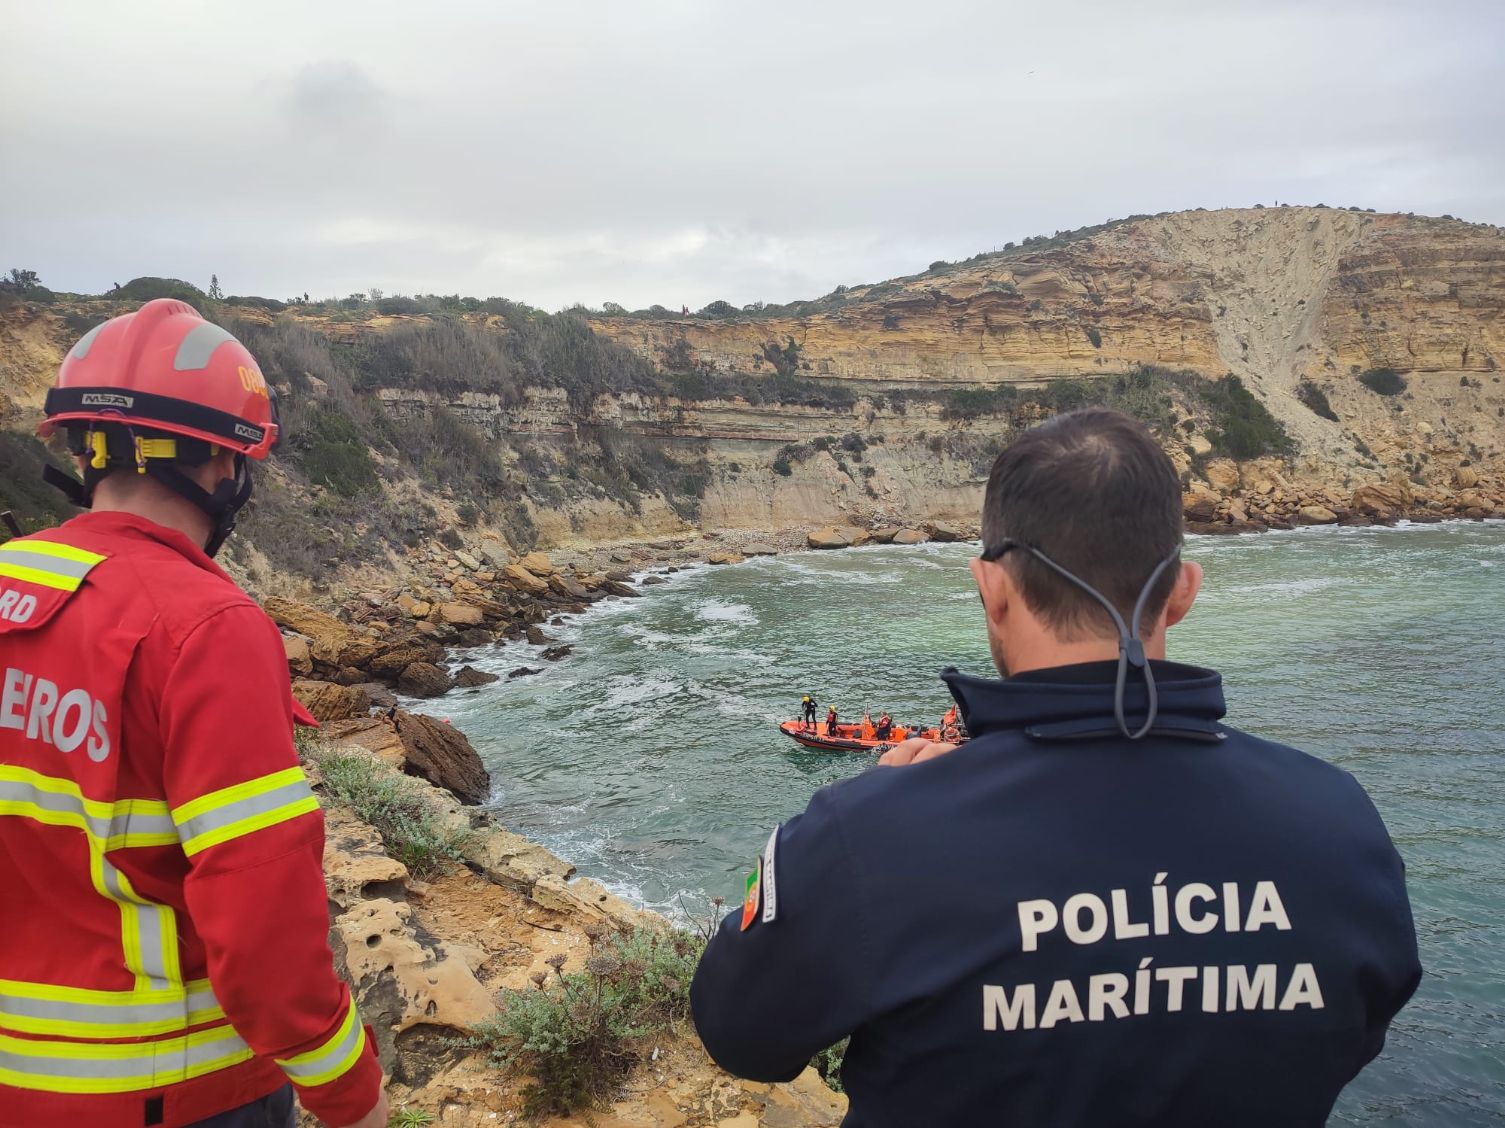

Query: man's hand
(333, 1088), (388, 1128)
(878, 738), (958, 766)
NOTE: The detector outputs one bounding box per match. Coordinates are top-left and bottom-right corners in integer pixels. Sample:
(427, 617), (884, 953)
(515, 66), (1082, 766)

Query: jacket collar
(63, 511), (235, 585)
(942, 660), (1228, 743)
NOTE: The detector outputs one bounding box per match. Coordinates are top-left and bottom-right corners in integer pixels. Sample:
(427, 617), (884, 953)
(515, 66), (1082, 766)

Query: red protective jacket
(0, 512), (382, 1127)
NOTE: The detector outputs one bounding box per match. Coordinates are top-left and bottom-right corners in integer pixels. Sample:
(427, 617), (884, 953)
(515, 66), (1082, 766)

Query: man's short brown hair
(981, 408), (1184, 639)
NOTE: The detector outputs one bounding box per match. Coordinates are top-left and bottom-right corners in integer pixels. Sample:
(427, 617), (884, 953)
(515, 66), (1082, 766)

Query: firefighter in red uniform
(0, 300), (388, 1127)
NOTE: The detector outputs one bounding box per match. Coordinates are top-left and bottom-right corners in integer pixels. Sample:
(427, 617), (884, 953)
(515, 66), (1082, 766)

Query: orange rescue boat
(777, 715), (965, 754)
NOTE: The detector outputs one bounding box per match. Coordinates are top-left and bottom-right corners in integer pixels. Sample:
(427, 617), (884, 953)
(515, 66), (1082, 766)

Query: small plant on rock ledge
(470, 923), (706, 1122)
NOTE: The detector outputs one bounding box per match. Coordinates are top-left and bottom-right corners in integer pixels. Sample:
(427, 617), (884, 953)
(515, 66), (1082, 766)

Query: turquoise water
(429, 523), (1505, 1125)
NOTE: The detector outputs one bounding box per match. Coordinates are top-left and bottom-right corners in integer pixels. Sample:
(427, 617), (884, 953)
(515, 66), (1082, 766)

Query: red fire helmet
(39, 298), (278, 458)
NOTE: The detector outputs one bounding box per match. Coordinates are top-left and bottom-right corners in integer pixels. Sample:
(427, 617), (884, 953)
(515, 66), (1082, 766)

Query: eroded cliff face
(591, 207), (1505, 472)
(3, 207), (1502, 558)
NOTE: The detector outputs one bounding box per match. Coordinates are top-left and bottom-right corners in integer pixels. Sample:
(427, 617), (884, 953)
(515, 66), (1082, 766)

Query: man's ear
(1164, 560), (1204, 628)
(969, 557), (1012, 627)
(191, 449), (239, 491)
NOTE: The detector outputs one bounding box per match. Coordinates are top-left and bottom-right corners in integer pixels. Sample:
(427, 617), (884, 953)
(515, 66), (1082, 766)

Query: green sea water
(428, 522), (1505, 1125)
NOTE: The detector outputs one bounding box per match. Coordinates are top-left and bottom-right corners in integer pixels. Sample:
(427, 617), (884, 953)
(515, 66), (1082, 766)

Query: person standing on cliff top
(0, 300), (387, 1128)
(692, 407), (1419, 1128)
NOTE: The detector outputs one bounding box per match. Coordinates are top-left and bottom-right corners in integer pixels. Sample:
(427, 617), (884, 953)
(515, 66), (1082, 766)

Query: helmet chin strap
(145, 456), (253, 558)
(1016, 545), (1183, 740)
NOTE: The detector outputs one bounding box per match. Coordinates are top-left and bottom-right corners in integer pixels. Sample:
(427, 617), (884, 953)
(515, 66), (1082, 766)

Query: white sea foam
(691, 598), (758, 626)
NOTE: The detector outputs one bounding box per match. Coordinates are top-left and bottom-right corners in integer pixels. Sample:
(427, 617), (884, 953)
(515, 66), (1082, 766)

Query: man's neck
(90, 476), (211, 549)
(1002, 632), (1169, 678)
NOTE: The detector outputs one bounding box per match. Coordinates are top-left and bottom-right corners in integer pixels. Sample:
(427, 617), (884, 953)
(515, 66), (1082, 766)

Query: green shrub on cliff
(297, 407), (379, 497)
(114, 276), (205, 309)
(314, 749), (472, 878)
(1296, 381), (1340, 421)
(1359, 367), (1408, 396)
(1198, 374), (1294, 458)
(472, 924), (704, 1120)
(0, 430), (76, 535)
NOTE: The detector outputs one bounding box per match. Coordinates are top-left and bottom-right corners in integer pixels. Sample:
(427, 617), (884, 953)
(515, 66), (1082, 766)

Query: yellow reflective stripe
(0, 766), (177, 850)
(180, 796), (319, 857)
(276, 997), (365, 1088)
(0, 978), (223, 1039)
(0, 561), (78, 591)
(0, 541), (104, 592)
(2, 540), (105, 565)
(0, 1022), (253, 1094)
(172, 767), (318, 857)
(171, 767), (307, 824)
(0, 769), (182, 1001)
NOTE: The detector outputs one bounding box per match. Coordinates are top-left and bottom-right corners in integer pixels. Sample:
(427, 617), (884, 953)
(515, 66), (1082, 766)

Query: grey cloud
(278, 60), (393, 133)
(1, 0), (1501, 311)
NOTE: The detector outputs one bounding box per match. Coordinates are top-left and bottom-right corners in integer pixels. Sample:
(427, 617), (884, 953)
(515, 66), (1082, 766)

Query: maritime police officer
(691, 408), (1420, 1127)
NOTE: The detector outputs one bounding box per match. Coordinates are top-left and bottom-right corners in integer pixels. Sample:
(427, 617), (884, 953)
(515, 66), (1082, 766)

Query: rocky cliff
(590, 207), (1504, 472)
(2, 206), (1502, 584)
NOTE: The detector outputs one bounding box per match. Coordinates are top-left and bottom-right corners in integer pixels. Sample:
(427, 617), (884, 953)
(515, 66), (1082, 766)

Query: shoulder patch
(0, 540), (108, 632)
(761, 824), (780, 924)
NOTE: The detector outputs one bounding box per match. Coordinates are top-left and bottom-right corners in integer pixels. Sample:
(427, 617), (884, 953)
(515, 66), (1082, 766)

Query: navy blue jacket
(691, 661), (1421, 1127)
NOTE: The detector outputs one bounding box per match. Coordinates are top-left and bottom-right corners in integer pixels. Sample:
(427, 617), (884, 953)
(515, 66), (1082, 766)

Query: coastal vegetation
(311, 745), (473, 879)
(471, 924), (705, 1120)
(1359, 367), (1408, 396)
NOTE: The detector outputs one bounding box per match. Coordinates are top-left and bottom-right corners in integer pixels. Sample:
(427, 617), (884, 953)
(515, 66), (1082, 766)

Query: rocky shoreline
(1177, 457), (1503, 535)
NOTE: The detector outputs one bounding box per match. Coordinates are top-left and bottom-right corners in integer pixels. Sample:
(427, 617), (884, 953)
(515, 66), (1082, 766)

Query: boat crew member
(0, 302), (388, 1128)
(692, 408), (1419, 1128)
(825, 706), (839, 736)
(874, 713), (893, 741)
(802, 694), (819, 730)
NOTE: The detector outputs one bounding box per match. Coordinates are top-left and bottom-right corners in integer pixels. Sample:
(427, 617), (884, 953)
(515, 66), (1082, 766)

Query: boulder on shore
(283, 634), (313, 677)
(264, 597), (369, 668)
(391, 710), (491, 805)
(707, 552), (745, 566)
(518, 551), (556, 578)
(502, 564), (549, 595)
(1351, 481), (1413, 520)
(892, 529), (928, 546)
(926, 523), (967, 543)
(1297, 505), (1339, 525)
(364, 639), (445, 679)
(435, 602), (484, 628)
(808, 526), (866, 550)
(453, 665), (499, 688)
(397, 662), (454, 698)
(1182, 483), (1221, 523)
(291, 679), (370, 723)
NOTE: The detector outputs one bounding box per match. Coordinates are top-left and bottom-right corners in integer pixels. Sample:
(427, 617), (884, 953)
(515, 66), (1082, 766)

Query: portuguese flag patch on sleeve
(740, 859), (762, 931)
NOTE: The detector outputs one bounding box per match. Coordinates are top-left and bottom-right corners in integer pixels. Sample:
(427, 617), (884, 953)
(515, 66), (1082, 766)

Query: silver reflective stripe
(95, 859), (174, 991)
(0, 777), (176, 844)
(173, 322), (239, 371)
(278, 1002), (362, 1083)
(0, 1025), (251, 1083)
(0, 546), (96, 581)
(0, 984), (219, 1030)
(174, 777), (315, 846)
(68, 322), (106, 360)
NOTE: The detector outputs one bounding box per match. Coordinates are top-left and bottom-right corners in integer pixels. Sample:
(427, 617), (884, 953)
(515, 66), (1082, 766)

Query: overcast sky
(3, 0), (1501, 311)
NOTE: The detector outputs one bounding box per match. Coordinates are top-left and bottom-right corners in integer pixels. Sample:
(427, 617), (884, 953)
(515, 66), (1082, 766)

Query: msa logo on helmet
(80, 393), (135, 409)
(233, 423), (264, 442)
